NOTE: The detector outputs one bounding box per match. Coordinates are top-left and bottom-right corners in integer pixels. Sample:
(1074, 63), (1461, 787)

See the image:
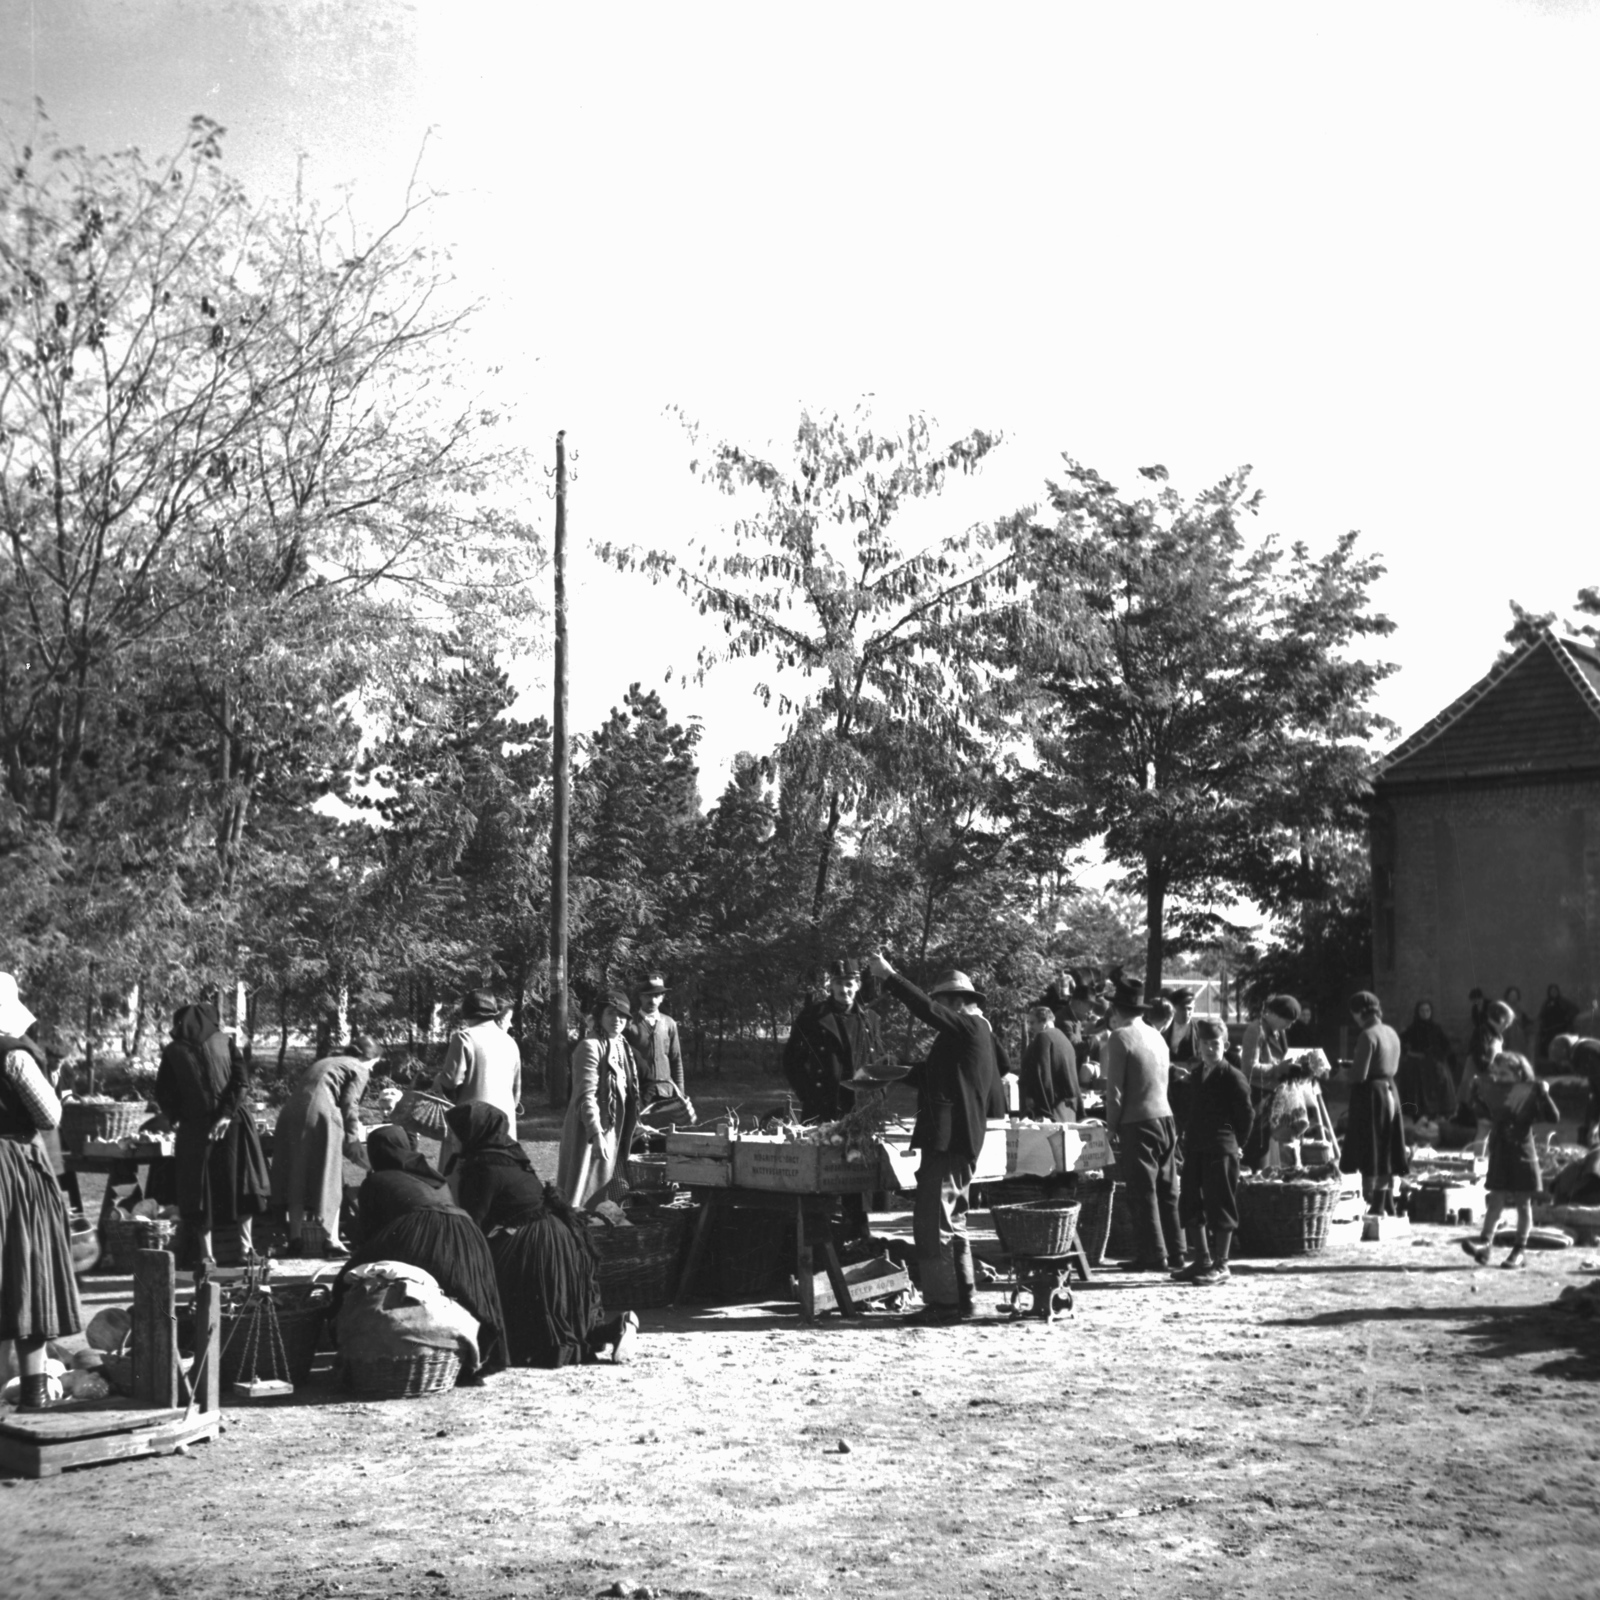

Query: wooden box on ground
(664, 1130), (733, 1189)
(793, 1255), (911, 1315)
(732, 1138), (879, 1194)
(1407, 1183), (1485, 1225)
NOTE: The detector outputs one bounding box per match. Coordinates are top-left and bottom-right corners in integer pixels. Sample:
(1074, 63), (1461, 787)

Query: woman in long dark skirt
(1340, 991), (1409, 1215)
(154, 1002), (270, 1264)
(0, 973), (83, 1408)
(446, 1102), (635, 1367)
(340, 1125), (506, 1380)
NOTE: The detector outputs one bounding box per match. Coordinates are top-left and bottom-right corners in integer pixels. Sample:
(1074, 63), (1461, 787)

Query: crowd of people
(2, 956), (1599, 1407)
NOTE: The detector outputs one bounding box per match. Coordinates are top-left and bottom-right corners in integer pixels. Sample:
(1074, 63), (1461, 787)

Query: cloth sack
(334, 1259), (479, 1368)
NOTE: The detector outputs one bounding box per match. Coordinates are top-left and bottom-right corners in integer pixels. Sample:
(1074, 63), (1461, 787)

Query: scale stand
(222, 1256), (295, 1400)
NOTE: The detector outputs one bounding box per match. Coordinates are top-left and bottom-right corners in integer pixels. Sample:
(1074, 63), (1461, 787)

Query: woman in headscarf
(154, 1002), (270, 1264)
(447, 1103), (636, 1367)
(0, 973), (83, 1408)
(270, 1034), (379, 1257)
(557, 992), (640, 1212)
(1395, 1000), (1458, 1130)
(1500, 986), (1533, 1057)
(1459, 1052), (1562, 1269)
(340, 1124), (506, 1380)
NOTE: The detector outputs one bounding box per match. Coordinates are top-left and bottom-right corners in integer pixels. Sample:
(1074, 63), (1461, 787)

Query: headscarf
(172, 1003), (221, 1047)
(365, 1124), (448, 1187)
(444, 1102), (532, 1171)
(0, 973), (36, 1037)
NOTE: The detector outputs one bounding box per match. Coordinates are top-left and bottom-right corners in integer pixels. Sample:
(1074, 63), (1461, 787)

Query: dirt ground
(3, 1196), (1599, 1600)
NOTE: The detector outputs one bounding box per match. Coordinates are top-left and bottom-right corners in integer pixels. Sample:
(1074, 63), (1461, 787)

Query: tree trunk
(810, 788), (844, 920)
(1143, 858), (1166, 996)
(278, 988), (290, 1074)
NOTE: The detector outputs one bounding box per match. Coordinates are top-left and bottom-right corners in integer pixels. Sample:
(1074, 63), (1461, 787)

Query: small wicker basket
(588, 1207), (694, 1310)
(59, 1100), (153, 1153)
(1236, 1178), (1340, 1258)
(624, 1156), (670, 1191)
(392, 1090), (453, 1139)
(344, 1346), (461, 1398)
(991, 1200), (1083, 1259)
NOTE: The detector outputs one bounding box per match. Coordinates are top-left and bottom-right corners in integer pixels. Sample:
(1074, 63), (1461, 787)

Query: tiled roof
(1375, 629), (1600, 786)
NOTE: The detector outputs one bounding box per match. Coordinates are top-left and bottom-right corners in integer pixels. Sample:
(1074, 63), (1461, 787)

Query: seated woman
(446, 1102), (637, 1367)
(340, 1125), (507, 1381)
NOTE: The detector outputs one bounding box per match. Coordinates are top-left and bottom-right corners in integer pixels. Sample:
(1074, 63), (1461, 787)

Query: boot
(17, 1374), (54, 1410)
(953, 1237), (978, 1317)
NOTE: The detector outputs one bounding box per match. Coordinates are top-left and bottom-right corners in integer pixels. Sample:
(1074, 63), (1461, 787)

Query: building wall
(1371, 779), (1600, 1050)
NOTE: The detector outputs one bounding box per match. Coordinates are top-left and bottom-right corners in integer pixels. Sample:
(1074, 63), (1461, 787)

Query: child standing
(1174, 1018), (1255, 1286)
(1459, 1051), (1561, 1269)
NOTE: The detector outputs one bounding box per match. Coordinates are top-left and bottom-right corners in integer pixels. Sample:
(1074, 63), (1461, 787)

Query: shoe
(1191, 1265), (1231, 1287)
(1500, 1248), (1528, 1270)
(1459, 1239), (1492, 1267)
(612, 1311), (640, 1365)
(1170, 1261), (1208, 1284)
(16, 1374), (56, 1410)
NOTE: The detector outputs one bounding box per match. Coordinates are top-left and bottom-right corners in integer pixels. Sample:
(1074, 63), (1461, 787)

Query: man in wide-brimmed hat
(868, 954), (1006, 1323)
(1102, 973), (1183, 1275)
(624, 974), (693, 1123)
(436, 987), (522, 1184)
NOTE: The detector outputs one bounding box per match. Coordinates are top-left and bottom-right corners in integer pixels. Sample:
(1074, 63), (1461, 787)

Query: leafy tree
(1502, 587), (1600, 656)
(1005, 460), (1395, 993)
(601, 406), (1013, 918)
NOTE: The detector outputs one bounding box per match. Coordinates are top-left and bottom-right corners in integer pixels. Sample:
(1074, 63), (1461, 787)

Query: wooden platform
(0, 1249), (221, 1480)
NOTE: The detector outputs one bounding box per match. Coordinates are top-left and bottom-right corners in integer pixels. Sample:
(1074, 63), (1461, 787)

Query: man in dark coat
(869, 953), (1005, 1323)
(1174, 1018), (1254, 1286)
(1019, 1002), (1082, 1122)
(782, 961), (880, 1123)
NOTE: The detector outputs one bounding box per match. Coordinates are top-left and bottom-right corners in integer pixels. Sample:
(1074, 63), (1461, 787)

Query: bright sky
(4, 0), (1598, 805)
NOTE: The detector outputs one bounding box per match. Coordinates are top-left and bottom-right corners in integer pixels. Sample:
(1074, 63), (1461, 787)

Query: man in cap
(624, 974), (692, 1122)
(436, 988), (522, 1184)
(783, 958), (880, 1124)
(1102, 972), (1183, 1274)
(1019, 994), (1082, 1122)
(1163, 986), (1197, 1063)
(868, 952), (1006, 1323)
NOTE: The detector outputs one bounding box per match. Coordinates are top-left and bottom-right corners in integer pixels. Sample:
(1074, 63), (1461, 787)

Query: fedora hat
(1107, 973), (1145, 1014)
(592, 990), (634, 1020)
(460, 988), (503, 1023)
(930, 969), (986, 1007)
(635, 974), (668, 997)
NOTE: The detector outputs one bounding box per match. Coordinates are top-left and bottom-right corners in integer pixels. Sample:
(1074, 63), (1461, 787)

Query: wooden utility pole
(547, 431), (571, 1107)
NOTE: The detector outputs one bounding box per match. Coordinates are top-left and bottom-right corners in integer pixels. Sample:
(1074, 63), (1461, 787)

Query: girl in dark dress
(153, 1003), (270, 1264)
(446, 1103), (636, 1367)
(1459, 1052), (1561, 1270)
(1, 973), (83, 1408)
(341, 1125), (506, 1380)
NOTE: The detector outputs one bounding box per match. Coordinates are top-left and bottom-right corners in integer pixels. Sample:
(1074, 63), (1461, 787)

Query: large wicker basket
(1069, 1179), (1116, 1266)
(59, 1100), (152, 1154)
(588, 1207), (694, 1310)
(345, 1347), (461, 1398)
(991, 1200), (1083, 1259)
(392, 1090), (453, 1139)
(1236, 1178), (1340, 1258)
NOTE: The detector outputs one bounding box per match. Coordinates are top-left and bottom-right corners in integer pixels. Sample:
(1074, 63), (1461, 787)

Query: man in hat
(436, 988), (522, 1184)
(783, 959), (880, 1123)
(1163, 986), (1197, 1063)
(868, 952), (1006, 1323)
(1019, 997), (1082, 1123)
(624, 974), (692, 1122)
(1102, 973), (1183, 1274)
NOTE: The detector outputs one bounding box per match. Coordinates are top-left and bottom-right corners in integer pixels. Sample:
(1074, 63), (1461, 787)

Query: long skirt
(174, 1108), (271, 1229)
(344, 1207), (507, 1377)
(270, 1083), (346, 1242)
(1340, 1078), (1410, 1182)
(556, 1108), (625, 1211)
(0, 1138), (84, 1342)
(488, 1212), (606, 1368)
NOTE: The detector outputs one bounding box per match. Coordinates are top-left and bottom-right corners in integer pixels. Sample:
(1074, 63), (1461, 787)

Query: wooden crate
(732, 1138), (880, 1193)
(795, 1255), (912, 1314)
(1407, 1182), (1484, 1225)
(664, 1130), (733, 1189)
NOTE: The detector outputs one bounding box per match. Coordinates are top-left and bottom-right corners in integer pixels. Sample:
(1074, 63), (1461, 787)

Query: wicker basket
(392, 1090), (453, 1139)
(101, 1215), (176, 1273)
(588, 1207), (694, 1311)
(344, 1347), (461, 1398)
(220, 1295), (328, 1387)
(59, 1100), (153, 1154)
(625, 1156), (670, 1191)
(991, 1200), (1082, 1259)
(1071, 1180), (1116, 1266)
(1236, 1178), (1340, 1258)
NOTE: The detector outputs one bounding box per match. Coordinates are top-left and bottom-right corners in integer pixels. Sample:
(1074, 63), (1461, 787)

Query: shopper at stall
(1547, 1033), (1600, 1147)
(1019, 1001), (1082, 1122)
(1500, 985), (1533, 1057)
(1239, 995), (1300, 1164)
(154, 1001), (270, 1265)
(783, 960), (881, 1122)
(435, 989), (522, 1184)
(1164, 987), (1198, 1063)
(1537, 985), (1580, 1063)
(342, 1124), (506, 1380)
(1459, 1052), (1562, 1269)
(1102, 974), (1183, 1274)
(0, 973), (83, 1409)
(448, 1102), (637, 1367)
(270, 1035), (379, 1257)
(1396, 1001), (1458, 1129)
(1174, 1018), (1253, 1287)
(557, 992), (641, 1212)
(868, 954), (1005, 1323)
(1340, 991), (1408, 1215)
(625, 975), (693, 1123)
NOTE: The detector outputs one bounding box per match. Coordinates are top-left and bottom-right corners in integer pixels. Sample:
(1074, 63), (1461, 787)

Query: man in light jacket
(436, 988), (522, 1186)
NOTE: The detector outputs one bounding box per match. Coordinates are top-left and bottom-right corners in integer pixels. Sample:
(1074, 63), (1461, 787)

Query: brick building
(1369, 629), (1600, 1050)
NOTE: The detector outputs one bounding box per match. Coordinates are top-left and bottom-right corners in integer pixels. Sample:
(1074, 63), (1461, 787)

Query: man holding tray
(868, 952), (1006, 1324)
